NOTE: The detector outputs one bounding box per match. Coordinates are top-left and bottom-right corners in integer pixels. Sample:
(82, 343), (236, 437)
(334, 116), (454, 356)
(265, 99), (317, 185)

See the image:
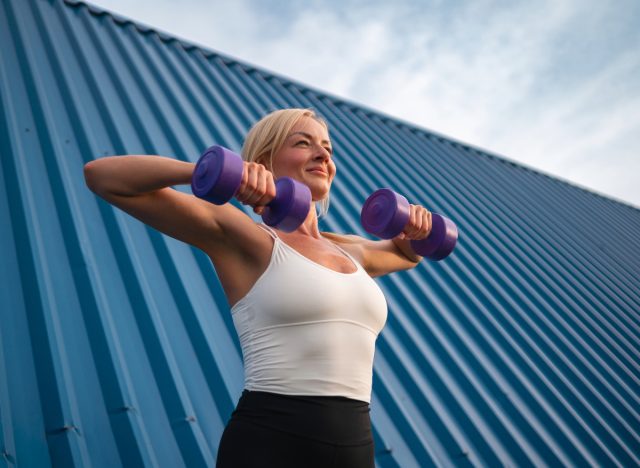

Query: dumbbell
(361, 188), (458, 261)
(191, 146), (311, 232)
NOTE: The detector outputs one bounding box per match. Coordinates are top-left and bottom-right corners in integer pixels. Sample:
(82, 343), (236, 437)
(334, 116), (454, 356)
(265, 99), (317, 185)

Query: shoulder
(321, 231), (420, 277)
(321, 231), (370, 268)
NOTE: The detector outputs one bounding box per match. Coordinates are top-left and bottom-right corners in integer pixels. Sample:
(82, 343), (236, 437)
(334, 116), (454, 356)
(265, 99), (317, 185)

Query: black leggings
(216, 389), (375, 468)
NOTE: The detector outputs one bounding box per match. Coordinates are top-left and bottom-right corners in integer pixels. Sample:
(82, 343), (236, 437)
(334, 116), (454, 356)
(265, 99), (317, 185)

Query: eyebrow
(288, 131), (332, 147)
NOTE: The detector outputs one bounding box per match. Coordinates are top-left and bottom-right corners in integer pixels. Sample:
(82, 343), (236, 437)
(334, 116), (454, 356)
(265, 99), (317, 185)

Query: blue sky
(89, 0), (640, 208)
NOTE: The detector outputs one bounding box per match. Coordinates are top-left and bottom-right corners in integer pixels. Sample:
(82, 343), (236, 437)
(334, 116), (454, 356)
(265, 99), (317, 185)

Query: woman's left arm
(323, 204), (432, 277)
(322, 235), (420, 277)
(365, 238), (424, 276)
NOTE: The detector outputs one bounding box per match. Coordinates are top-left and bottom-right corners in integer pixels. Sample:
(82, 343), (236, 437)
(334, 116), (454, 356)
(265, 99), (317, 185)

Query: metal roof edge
(65, 0), (639, 212)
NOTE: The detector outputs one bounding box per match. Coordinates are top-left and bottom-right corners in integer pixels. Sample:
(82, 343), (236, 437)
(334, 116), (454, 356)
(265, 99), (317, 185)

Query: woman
(84, 108), (432, 467)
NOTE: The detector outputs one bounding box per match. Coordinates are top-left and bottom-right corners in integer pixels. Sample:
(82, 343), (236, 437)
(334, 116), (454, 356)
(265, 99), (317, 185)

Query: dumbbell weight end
(409, 213), (458, 260)
(263, 178), (312, 232)
(191, 146), (243, 205)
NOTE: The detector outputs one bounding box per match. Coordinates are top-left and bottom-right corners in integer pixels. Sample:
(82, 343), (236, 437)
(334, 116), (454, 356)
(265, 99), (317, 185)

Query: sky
(88, 0), (640, 208)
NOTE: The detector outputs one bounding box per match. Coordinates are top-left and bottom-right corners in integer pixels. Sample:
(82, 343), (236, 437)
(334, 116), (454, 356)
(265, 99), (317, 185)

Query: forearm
(84, 155), (194, 196)
(391, 237), (423, 263)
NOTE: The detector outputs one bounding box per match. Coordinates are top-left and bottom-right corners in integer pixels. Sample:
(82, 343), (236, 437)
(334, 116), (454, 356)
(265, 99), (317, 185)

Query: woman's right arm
(83, 155), (246, 251)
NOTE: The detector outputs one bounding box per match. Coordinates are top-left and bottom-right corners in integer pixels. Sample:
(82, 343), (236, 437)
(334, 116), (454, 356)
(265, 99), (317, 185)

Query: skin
(239, 117), (336, 230)
(234, 117), (433, 280)
(83, 116), (433, 307)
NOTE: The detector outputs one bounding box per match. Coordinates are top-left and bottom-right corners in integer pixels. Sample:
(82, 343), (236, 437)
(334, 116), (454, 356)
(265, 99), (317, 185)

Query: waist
(228, 389), (373, 446)
(240, 322), (377, 402)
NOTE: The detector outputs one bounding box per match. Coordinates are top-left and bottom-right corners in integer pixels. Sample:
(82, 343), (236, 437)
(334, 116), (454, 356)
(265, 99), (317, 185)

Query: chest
(281, 238), (358, 274)
(247, 250), (388, 334)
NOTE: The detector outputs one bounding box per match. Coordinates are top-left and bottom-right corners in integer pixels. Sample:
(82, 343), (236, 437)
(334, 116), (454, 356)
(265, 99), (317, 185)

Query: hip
(227, 389), (373, 446)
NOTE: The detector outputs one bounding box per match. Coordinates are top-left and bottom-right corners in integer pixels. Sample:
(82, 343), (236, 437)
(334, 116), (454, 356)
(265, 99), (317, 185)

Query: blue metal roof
(1, 0), (639, 466)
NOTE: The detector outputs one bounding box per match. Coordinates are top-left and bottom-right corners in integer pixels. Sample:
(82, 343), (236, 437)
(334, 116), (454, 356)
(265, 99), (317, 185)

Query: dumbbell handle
(191, 146), (311, 232)
(361, 188), (458, 261)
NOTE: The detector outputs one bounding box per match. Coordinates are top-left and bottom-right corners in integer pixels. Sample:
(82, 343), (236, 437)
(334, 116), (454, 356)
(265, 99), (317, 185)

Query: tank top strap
(331, 241), (364, 271)
(257, 223), (279, 240)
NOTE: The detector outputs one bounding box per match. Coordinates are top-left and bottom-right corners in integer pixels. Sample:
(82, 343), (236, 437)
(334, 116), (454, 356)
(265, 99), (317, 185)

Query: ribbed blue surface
(1, 0), (639, 466)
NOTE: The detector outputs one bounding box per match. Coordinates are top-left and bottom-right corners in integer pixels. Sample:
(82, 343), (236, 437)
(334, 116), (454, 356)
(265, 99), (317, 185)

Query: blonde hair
(241, 108), (331, 217)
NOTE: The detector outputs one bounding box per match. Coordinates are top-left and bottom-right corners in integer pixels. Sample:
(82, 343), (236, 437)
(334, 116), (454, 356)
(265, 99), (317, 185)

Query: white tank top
(230, 224), (388, 403)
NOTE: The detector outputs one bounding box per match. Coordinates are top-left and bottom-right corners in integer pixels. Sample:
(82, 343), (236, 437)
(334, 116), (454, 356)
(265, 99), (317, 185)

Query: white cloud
(88, 0), (640, 207)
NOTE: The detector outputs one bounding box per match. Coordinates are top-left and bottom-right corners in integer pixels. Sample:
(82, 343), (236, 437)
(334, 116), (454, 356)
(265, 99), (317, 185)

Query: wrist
(392, 237), (423, 263)
(177, 161), (196, 185)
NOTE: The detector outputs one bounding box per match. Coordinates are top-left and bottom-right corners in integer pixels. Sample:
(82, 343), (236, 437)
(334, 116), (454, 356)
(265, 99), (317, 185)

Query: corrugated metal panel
(1, 0), (638, 466)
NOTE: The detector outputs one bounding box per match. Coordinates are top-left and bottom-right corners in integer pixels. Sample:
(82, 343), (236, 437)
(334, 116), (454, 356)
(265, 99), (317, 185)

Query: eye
(295, 139), (310, 146)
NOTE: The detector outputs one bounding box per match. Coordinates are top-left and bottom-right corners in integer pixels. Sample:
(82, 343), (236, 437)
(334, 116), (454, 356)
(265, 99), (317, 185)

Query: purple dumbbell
(191, 145), (311, 232)
(361, 188), (458, 261)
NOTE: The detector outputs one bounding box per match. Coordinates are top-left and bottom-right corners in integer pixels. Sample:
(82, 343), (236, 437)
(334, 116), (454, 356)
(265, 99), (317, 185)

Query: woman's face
(270, 116), (336, 201)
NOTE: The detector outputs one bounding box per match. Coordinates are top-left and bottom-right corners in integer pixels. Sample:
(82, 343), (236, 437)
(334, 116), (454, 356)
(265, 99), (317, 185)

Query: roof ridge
(65, 0), (639, 212)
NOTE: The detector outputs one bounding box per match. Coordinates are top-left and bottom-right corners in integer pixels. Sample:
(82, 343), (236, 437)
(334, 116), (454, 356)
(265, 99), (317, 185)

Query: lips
(307, 167), (328, 176)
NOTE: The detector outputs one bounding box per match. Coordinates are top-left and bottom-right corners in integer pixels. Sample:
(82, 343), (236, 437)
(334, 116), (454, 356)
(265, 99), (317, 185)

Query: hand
(396, 204), (432, 240)
(235, 162), (277, 215)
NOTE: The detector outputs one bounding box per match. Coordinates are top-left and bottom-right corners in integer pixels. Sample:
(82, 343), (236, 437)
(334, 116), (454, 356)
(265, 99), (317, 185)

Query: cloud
(88, 0), (640, 207)
(331, 0), (640, 206)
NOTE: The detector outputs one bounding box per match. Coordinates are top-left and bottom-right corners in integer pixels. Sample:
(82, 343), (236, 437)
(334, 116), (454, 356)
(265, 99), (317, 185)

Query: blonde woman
(84, 108), (432, 468)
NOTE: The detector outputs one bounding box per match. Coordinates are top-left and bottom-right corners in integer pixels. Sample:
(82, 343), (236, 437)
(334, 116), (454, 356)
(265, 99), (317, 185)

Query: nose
(313, 144), (331, 161)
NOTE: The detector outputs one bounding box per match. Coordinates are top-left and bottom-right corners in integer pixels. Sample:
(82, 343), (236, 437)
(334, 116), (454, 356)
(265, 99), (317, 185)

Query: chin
(309, 186), (331, 202)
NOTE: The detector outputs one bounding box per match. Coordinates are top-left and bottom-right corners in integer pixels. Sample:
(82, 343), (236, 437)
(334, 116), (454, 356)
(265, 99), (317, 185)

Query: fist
(397, 204), (432, 240)
(235, 162), (277, 215)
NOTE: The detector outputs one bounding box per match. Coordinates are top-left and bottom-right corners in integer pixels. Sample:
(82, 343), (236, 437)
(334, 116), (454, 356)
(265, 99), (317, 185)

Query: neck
(287, 202), (322, 238)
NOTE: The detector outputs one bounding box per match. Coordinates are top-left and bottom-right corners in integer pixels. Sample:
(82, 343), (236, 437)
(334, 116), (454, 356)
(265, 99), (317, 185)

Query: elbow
(84, 159), (117, 196)
(83, 160), (103, 194)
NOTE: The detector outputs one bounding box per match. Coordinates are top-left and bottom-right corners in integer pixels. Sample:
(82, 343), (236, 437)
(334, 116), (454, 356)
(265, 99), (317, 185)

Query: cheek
(329, 161), (337, 176)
